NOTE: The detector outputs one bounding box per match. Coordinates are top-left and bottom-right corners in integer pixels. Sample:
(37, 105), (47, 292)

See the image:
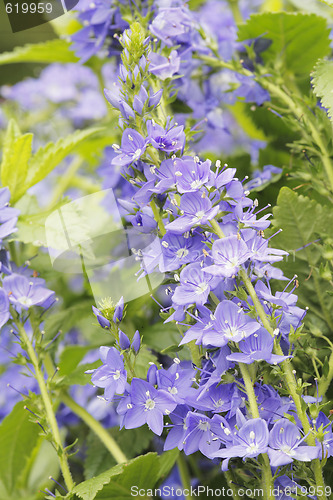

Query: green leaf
(0, 120), (33, 195)
(0, 402), (40, 495)
(0, 39), (79, 65)
(133, 345), (158, 379)
(0, 125), (101, 204)
(238, 12), (331, 75)
(271, 187), (333, 332)
(312, 59), (333, 121)
(73, 453), (159, 500)
(84, 427), (152, 480)
(17, 127), (102, 203)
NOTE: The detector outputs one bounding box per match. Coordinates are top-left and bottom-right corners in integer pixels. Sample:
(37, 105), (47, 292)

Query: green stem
(209, 221), (326, 497)
(150, 197), (166, 235)
(318, 350), (333, 396)
(177, 455), (193, 500)
(227, 0), (243, 24)
(15, 321), (74, 492)
(43, 354), (128, 465)
(238, 269), (327, 499)
(224, 471), (241, 500)
(61, 394), (128, 464)
(238, 363), (259, 418)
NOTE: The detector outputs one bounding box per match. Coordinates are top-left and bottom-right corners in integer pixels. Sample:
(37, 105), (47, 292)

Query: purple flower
(201, 300), (260, 347)
(268, 418), (320, 466)
(3, 274), (54, 309)
(157, 362), (196, 404)
(203, 235), (252, 277)
(226, 328), (291, 365)
(235, 74), (270, 106)
(164, 404), (191, 451)
(148, 51), (180, 80)
(175, 157), (211, 193)
(121, 379), (177, 435)
(165, 192), (219, 234)
(147, 120), (185, 153)
(112, 129), (147, 167)
(160, 231), (204, 272)
(0, 289), (10, 329)
(172, 262), (219, 306)
(183, 412), (221, 457)
(0, 188), (19, 243)
(245, 165), (282, 191)
(92, 306), (110, 329)
(149, 7), (193, 46)
(212, 418), (269, 470)
(91, 346), (127, 401)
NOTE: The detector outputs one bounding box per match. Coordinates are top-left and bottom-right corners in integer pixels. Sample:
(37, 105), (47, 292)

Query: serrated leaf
(14, 127), (102, 203)
(238, 12), (331, 75)
(271, 187), (333, 331)
(0, 120), (33, 195)
(0, 39), (79, 65)
(73, 453), (159, 500)
(0, 402), (40, 495)
(312, 59), (333, 121)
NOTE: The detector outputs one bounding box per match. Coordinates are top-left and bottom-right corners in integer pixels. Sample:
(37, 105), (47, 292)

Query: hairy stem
(15, 320), (74, 492)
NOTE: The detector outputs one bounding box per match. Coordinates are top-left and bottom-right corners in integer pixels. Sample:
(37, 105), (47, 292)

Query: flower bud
(119, 330), (130, 350)
(131, 330), (141, 353)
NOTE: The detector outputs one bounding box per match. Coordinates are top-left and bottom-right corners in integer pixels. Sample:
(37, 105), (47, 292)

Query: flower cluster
(88, 23), (332, 494)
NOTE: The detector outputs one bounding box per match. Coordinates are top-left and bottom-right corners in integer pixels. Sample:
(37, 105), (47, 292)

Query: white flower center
(198, 420), (210, 431)
(113, 370), (121, 380)
(145, 398), (156, 410)
(176, 248), (189, 259)
(18, 296), (33, 307)
(132, 148), (142, 160)
(168, 386), (178, 395)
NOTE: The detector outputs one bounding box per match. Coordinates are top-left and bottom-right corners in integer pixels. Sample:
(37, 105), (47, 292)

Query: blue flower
(164, 404), (191, 451)
(165, 192), (219, 234)
(113, 296), (124, 323)
(172, 263), (219, 306)
(148, 51), (181, 80)
(112, 129), (147, 167)
(268, 418), (320, 467)
(226, 328), (291, 365)
(147, 120), (185, 153)
(212, 418), (269, 470)
(0, 289), (10, 329)
(203, 235), (252, 278)
(183, 412), (221, 457)
(91, 346), (127, 401)
(157, 362), (196, 404)
(175, 157), (211, 193)
(3, 274), (54, 310)
(120, 378), (177, 435)
(202, 300), (261, 347)
(160, 231), (204, 272)
(0, 188), (19, 244)
(131, 330), (141, 353)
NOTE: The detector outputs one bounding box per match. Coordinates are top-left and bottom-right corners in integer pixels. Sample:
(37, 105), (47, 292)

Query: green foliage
(0, 402), (40, 496)
(0, 40), (79, 65)
(238, 12), (331, 75)
(73, 452), (178, 500)
(84, 427), (152, 479)
(271, 187), (333, 332)
(0, 120), (33, 198)
(312, 59), (333, 121)
(0, 121), (101, 204)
